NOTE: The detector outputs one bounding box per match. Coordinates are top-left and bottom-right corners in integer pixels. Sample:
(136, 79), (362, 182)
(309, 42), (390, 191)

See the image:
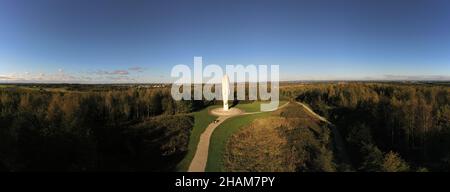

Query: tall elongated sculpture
(221, 75), (230, 111)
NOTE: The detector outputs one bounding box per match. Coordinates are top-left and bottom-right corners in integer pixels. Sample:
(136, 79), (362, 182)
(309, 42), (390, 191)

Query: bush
(381, 151), (410, 172)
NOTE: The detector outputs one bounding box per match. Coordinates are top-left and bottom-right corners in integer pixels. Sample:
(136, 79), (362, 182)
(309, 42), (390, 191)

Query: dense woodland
(0, 86), (205, 171)
(290, 83), (450, 171)
(0, 82), (449, 172)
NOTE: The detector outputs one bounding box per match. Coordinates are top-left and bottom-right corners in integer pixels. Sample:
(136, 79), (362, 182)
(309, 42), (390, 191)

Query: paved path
(187, 102), (290, 172)
(188, 115), (234, 172)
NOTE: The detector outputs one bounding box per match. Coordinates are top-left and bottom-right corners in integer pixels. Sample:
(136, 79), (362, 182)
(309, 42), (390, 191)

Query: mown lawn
(232, 101), (261, 112)
(176, 105), (218, 171)
(232, 100), (286, 113)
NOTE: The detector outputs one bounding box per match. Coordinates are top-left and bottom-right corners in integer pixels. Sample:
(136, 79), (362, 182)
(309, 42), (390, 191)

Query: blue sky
(0, 0), (449, 83)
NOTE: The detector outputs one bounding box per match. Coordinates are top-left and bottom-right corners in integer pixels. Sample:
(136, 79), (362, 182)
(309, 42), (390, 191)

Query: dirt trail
(295, 102), (330, 123)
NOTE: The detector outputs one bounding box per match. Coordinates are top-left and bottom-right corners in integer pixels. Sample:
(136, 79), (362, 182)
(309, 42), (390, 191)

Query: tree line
(291, 83), (450, 171)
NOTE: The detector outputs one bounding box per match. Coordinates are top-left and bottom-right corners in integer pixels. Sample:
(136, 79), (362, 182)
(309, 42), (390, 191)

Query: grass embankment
(224, 116), (290, 171)
(206, 112), (270, 171)
(208, 102), (336, 172)
(176, 105), (218, 171)
(205, 101), (287, 172)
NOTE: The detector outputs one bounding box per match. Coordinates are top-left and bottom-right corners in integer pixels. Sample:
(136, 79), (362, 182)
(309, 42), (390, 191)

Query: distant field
(0, 85), (13, 88)
(0, 84), (70, 92)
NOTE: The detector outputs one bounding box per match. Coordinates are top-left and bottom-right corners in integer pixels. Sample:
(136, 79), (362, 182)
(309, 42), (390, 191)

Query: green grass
(233, 100), (287, 113)
(176, 105), (218, 171)
(232, 101), (262, 112)
(0, 85), (12, 88)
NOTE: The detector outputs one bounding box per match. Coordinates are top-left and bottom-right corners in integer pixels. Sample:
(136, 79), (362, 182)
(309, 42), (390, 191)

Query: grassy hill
(222, 103), (335, 172)
(204, 101), (335, 172)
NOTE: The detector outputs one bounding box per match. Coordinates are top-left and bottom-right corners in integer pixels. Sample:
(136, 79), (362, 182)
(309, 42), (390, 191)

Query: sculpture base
(210, 107), (243, 117)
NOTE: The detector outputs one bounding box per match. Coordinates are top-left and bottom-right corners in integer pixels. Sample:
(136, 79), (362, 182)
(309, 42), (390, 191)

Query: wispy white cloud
(0, 64), (150, 83)
(95, 69), (130, 75)
(111, 70), (129, 75)
(128, 66), (145, 72)
(0, 75), (15, 80)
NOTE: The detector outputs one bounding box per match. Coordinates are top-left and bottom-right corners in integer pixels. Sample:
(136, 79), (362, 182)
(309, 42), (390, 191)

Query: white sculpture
(221, 75), (230, 111)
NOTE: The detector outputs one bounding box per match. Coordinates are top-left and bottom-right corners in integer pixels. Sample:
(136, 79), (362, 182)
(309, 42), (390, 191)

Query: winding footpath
(188, 102), (290, 172)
